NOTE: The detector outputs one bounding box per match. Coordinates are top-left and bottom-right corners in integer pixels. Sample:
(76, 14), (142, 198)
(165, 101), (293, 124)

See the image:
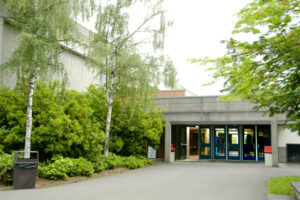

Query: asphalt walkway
(1, 161), (300, 200)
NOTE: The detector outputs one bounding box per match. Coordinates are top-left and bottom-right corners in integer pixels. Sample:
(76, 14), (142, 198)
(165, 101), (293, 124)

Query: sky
(162, 0), (252, 96)
(79, 0), (253, 96)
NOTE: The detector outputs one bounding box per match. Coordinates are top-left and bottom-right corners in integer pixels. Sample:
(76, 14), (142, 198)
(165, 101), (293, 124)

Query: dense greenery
(0, 81), (164, 161)
(0, 153), (14, 185)
(38, 156), (94, 180)
(0, 81), (105, 161)
(268, 176), (300, 196)
(193, 0), (300, 132)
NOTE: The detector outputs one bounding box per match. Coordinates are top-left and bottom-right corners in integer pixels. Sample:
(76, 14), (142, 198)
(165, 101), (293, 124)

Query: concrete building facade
(154, 96), (300, 166)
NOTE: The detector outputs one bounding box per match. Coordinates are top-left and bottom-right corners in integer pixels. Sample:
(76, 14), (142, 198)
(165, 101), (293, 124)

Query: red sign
(264, 146), (272, 153)
(171, 144), (176, 152)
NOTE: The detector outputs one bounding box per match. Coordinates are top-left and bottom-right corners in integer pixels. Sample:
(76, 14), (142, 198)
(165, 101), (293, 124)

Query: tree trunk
(24, 74), (35, 159)
(104, 76), (114, 156)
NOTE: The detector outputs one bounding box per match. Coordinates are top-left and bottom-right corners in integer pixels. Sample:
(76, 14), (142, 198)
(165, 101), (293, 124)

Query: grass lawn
(268, 176), (300, 196)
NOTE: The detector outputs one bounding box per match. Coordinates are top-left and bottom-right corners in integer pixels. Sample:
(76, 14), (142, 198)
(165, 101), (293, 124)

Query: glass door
(214, 126), (226, 160)
(199, 126), (211, 159)
(257, 125), (271, 161)
(227, 126), (240, 160)
(243, 126), (256, 160)
(179, 126), (187, 160)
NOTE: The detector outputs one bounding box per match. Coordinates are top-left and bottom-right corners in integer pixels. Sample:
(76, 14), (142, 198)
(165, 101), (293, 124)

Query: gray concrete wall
(278, 147), (287, 163)
(0, 21), (104, 90)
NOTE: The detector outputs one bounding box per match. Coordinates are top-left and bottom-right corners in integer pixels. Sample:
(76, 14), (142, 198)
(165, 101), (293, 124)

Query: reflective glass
(200, 128), (210, 144)
(215, 128), (225, 144)
(200, 147), (210, 156)
(228, 128), (239, 144)
(215, 146), (225, 156)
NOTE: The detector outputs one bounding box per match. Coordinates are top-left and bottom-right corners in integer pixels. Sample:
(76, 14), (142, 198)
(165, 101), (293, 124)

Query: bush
(38, 156), (94, 180)
(0, 153), (14, 185)
(120, 156), (153, 169)
(111, 100), (164, 156)
(0, 81), (164, 160)
(90, 153), (153, 172)
(0, 82), (105, 161)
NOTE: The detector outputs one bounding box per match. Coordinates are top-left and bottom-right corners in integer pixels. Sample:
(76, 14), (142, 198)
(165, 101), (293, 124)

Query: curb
(267, 194), (294, 200)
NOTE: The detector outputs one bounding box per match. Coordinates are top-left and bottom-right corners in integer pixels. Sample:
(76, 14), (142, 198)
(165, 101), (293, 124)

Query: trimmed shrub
(0, 153), (14, 185)
(38, 157), (94, 180)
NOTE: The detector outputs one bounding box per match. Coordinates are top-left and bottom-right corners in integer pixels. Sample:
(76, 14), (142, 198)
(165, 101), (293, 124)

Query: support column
(271, 119), (279, 167)
(164, 121), (171, 162)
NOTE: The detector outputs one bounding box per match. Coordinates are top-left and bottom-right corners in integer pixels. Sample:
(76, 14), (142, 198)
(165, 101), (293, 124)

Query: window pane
(215, 128), (225, 144)
(215, 146), (225, 156)
(200, 128), (210, 144)
(228, 128), (239, 144)
(228, 146), (239, 157)
(200, 147), (210, 156)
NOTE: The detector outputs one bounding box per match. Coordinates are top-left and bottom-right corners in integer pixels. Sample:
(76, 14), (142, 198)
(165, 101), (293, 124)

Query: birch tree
(88, 0), (176, 156)
(0, 0), (94, 158)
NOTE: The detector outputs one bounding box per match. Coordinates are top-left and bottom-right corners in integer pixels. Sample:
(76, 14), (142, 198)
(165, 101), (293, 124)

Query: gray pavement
(1, 161), (300, 200)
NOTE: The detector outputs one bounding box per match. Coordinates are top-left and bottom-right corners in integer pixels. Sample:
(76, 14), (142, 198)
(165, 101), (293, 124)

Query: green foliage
(0, 81), (164, 159)
(91, 153), (153, 172)
(268, 176), (300, 196)
(112, 100), (164, 156)
(192, 0), (300, 133)
(0, 81), (105, 161)
(38, 156), (94, 180)
(120, 156), (153, 169)
(0, 153), (14, 185)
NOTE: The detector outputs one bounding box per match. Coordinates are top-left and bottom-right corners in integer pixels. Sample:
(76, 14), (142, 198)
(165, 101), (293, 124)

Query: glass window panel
(244, 128), (254, 144)
(215, 128), (225, 144)
(200, 147), (210, 156)
(215, 146), (225, 156)
(228, 146), (239, 157)
(200, 128), (210, 144)
(228, 128), (239, 144)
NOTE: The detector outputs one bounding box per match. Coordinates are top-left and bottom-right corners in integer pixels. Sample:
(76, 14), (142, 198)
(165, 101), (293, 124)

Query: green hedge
(0, 153), (14, 185)
(92, 153), (153, 172)
(38, 156), (94, 180)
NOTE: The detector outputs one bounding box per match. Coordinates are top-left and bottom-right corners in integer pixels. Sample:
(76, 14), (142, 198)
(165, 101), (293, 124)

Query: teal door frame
(199, 126), (211, 159)
(227, 126), (241, 160)
(214, 126), (226, 160)
(242, 125), (257, 161)
(179, 126), (187, 160)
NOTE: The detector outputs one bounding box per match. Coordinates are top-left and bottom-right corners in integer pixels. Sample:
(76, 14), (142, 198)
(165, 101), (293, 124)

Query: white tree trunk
(104, 76), (114, 156)
(24, 75), (35, 159)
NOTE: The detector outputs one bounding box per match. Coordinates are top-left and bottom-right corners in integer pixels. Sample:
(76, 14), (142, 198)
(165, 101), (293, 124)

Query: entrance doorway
(187, 126), (199, 159)
(172, 124), (270, 161)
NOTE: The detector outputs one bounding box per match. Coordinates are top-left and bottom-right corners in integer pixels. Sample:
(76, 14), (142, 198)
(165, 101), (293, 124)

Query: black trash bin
(13, 151), (39, 190)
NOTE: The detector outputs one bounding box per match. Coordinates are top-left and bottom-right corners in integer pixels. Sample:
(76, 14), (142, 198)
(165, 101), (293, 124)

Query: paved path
(1, 162), (300, 200)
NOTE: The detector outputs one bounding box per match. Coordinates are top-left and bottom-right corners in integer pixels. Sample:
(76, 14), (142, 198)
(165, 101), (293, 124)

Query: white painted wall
(278, 125), (300, 147)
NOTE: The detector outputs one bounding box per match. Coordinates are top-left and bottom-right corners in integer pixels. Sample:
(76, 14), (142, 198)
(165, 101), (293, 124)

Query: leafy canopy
(88, 0), (176, 100)
(192, 0), (300, 132)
